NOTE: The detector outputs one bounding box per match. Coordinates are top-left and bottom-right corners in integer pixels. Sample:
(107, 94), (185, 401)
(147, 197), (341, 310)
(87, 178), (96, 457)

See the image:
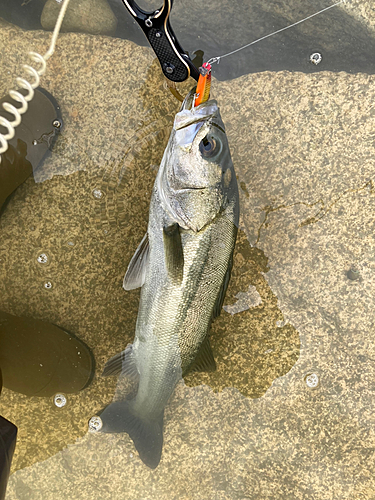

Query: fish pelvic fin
(100, 401), (164, 469)
(102, 344), (139, 381)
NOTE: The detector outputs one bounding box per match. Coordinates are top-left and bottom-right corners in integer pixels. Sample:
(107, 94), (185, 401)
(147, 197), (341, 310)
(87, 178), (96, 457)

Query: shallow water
(0, 1), (375, 498)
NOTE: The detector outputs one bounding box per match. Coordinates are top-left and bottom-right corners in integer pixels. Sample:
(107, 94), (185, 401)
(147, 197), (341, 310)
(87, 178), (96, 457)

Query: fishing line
(207, 0), (347, 65)
(0, 0), (72, 163)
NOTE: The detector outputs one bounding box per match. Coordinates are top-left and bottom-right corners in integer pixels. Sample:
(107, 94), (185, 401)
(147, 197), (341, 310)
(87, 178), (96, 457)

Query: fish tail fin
(100, 400), (164, 469)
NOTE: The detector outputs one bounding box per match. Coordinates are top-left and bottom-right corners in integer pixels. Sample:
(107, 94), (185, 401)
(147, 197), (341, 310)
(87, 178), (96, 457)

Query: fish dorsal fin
(102, 344), (139, 380)
(123, 233), (149, 290)
(212, 252), (234, 320)
(188, 336), (216, 374)
(163, 223), (184, 285)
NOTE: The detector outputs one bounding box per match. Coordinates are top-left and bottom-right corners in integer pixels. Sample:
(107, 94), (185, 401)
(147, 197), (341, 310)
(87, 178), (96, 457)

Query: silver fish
(100, 90), (239, 468)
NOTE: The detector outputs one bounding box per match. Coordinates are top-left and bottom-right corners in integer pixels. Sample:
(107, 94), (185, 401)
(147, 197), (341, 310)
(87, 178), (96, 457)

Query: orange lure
(194, 62), (212, 106)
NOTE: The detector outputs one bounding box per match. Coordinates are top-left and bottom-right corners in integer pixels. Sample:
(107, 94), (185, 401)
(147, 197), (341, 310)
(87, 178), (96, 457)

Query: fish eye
(199, 135), (220, 158)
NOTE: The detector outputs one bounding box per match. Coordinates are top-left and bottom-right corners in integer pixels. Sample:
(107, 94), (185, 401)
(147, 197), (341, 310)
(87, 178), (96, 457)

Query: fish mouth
(174, 88), (218, 131)
(173, 90), (219, 147)
(180, 88), (219, 113)
(180, 88), (199, 111)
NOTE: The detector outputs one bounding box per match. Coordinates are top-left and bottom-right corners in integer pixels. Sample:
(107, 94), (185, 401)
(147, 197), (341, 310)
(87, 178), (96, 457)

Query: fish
(100, 89), (239, 469)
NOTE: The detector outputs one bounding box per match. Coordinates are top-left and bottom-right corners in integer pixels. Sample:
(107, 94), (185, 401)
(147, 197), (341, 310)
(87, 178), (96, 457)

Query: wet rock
(1, 18), (375, 500)
(41, 0), (117, 36)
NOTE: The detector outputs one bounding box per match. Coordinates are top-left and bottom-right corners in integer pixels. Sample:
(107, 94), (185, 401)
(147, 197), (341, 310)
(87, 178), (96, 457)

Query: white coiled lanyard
(0, 0), (71, 164)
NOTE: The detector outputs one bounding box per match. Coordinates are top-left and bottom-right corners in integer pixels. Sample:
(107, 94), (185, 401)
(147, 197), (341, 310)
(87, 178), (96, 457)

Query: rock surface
(1, 0), (375, 78)
(0, 14), (375, 500)
(41, 0), (117, 36)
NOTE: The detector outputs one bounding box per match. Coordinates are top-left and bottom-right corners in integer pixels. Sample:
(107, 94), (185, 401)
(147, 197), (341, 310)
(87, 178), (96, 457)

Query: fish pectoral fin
(102, 344), (139, 380)
(163, 223), (184, 285)
(187, 336), (216, 374)
(100, 401), (164, 469)
(123, 233), (150, 290)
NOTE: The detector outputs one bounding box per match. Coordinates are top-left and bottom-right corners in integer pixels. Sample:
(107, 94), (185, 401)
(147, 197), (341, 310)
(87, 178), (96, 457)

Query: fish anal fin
(163, 223), (184, 285)
(123, 233), (149, 290)
(102, 344), (139, 381)
(187, 336), (216, 374)
(100, 401), (164, 469)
